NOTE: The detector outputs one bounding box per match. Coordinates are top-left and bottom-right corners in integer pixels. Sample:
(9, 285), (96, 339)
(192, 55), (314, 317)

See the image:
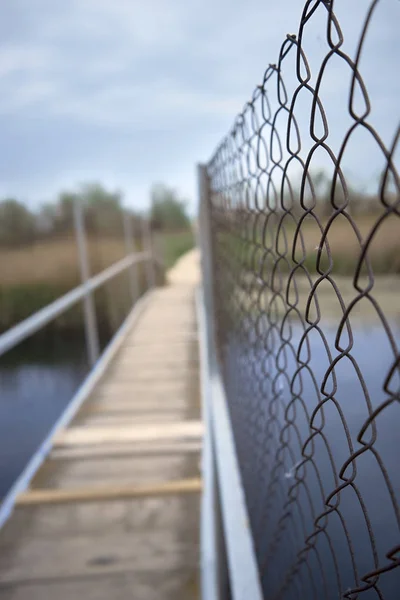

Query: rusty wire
(206, 1), (399, 598)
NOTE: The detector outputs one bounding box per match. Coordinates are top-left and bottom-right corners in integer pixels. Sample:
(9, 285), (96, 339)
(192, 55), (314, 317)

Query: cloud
(0, 0), (398, 212)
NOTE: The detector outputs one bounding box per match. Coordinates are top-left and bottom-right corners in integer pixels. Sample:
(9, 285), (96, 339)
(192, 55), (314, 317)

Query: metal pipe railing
(0, 251), (149, 358)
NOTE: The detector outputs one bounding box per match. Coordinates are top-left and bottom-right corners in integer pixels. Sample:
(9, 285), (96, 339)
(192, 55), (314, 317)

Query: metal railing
(198, 1), (399, 598)
(0, 199), (156, 527)
(0, 201), (155, 361)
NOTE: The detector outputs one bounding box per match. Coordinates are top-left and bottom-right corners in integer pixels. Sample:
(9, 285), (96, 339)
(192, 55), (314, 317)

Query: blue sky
(0, 0), (398, 213)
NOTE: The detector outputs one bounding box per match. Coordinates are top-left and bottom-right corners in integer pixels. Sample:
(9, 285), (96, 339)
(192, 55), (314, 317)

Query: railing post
(123, 210), (139, 304)
(198, 165), (216, 345)
(73, 198), (100, 367)
(142, 218), (156, 290)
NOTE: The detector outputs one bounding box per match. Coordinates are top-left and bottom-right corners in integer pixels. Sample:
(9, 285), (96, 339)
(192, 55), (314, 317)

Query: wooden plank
(85, 399), (190, 412)
(50, 441), (201, 460)
(132, 328), (197, 336)
(54, 421), (203, 447)
(117, 347), (195, 358)
(0, 527), (199, 584)
(0, 493), (199, 541)
(134, 322), (196, 330)
(134, 326), (196, 332)
(103, 371), (198, 383)
(78, 403), (192, 417)
(16, 478), (202, 505)
(113, 355), (197, 366)
(33, 454), (199, 488)
(0, 569), (199, 599)
(120, 339), (196, 349)
(75, 413), (191, 426)
(78, 405), (192, 416)
(122, 335), (198, 346)
(108, 364), (198, 375)
(94, 381), (188, 396)
(102, 372), (198, 384)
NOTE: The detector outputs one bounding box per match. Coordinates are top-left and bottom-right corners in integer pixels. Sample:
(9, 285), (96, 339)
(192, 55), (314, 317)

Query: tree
(0, 199), (35, 246)
(310, 169), (375, 216)
(150, 184), (190, 230)
(56, 192), (77, 233)
(81, 184), (122, 235)
(36, 203), (59, 235)
(50, 184), (124, 236)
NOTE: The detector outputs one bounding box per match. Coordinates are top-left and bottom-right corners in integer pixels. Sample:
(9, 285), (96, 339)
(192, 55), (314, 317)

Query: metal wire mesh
(205, 1), (399, 598)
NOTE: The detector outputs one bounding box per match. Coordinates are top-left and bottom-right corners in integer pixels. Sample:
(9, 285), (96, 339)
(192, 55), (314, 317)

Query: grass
(154, 229), (195, 269)
(227, 212), (400, 277)
(0, 230), (195, 332)
(292, 212), (400, 275)
(0, 235), (127, 286)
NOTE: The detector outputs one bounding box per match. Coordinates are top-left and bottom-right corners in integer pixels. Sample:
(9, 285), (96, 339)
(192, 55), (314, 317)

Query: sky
(0, 0), (398, 214)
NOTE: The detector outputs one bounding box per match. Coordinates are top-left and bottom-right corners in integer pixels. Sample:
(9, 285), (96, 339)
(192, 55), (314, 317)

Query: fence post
(198, 165), (216, 345)
(198, 163), (263, 600)
(198, 164), (230, 600)
(142, 218), (156, 290)
(73, 198), (100, 367)
(123, 210), (139, 305)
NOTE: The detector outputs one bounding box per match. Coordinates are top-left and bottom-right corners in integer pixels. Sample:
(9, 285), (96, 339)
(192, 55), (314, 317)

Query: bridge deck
(0, 251), (202, 599)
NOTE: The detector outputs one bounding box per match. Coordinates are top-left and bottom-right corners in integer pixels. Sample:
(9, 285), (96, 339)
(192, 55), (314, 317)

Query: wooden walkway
(0, 251), (202, 599)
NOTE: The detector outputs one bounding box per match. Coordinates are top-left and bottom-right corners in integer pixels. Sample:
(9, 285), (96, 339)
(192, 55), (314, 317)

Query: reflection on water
(225, 313), (400, 598)
(0, 337), (88, 497)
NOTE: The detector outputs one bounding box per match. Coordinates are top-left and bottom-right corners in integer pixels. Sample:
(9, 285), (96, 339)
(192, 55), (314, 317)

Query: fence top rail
(0, 250), (149, 357)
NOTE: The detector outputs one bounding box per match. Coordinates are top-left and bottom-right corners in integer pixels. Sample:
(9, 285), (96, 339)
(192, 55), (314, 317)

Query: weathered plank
(0, 495), (198, 540)
(16, 478), (202, 506)
(50, 441), (201, 461)
(74, 413), (192, 426)
(32, 454), (199, 488)
(0, 530), (198, 583)
(0, 570), (199, 600)
(54, 421), (203, 446)
(93, 381), (189, 397)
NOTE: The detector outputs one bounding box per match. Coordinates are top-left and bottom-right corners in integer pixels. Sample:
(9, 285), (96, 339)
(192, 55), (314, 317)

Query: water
(0, 335), (89, 497)
(225, 318), (400, 598)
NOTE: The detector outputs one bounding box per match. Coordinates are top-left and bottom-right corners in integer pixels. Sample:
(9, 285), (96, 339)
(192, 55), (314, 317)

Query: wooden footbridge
(0, 181), (262, 600)
(0, 251), (203, 599)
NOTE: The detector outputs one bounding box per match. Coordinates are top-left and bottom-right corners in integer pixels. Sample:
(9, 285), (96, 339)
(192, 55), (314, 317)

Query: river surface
(224, 315), (400, 598)
(0, 335), (89, 497)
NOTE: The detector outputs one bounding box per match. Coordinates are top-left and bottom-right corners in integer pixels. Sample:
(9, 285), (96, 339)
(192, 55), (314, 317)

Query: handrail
(0, 251), (149, 357)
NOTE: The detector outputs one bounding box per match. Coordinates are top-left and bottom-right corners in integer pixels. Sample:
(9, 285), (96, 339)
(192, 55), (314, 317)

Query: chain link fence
(204, 1), (399, 597)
